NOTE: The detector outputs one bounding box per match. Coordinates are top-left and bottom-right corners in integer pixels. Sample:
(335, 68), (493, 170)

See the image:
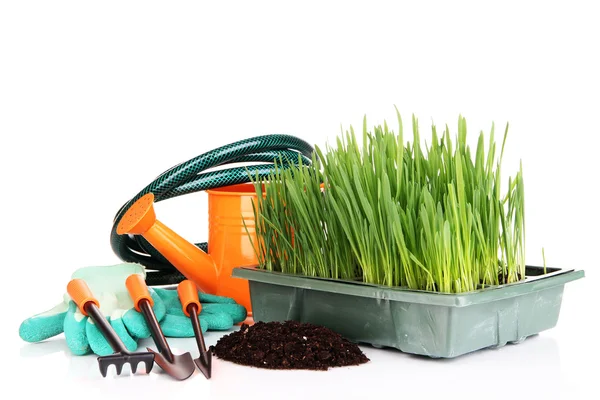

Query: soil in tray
(211, 320), (370, 370)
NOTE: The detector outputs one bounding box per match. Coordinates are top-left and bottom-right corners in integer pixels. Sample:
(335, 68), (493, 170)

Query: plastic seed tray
(233, 266), (584, 358)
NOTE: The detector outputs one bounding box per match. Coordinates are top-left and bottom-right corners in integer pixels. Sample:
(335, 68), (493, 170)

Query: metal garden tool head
(66, 279), (155, 377)
(177, 280), (212, 379)
(125, 274), (196, 380)
(115, 185), (262, 316)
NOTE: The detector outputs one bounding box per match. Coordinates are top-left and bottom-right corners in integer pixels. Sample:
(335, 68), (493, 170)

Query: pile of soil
(211, 320), (370, 370)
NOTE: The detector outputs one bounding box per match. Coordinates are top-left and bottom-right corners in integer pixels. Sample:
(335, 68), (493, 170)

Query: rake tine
(145, 359), (154, 374)
(99, 361), (109, 378)
(130, 361), (138, 374)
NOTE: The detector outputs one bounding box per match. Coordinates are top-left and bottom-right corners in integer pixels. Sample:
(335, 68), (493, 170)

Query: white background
(1, 1), (598, 399)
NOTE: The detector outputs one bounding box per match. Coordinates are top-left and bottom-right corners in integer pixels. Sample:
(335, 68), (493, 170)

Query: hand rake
(67, 279), (155, 377)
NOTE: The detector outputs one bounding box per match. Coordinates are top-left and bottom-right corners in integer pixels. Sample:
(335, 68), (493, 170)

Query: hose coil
(110, 134), (314, 285)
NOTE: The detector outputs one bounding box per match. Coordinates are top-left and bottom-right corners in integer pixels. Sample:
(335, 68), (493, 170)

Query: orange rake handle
(125, 274), (154, 312)
(177, 280), (201, 317)
(67, 279), (100, 316)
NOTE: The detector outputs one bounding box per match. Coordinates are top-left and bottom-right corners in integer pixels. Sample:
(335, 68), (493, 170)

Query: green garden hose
(110, 134), (314, 286)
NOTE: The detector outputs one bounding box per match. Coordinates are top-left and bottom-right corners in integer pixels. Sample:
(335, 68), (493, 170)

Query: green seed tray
(232, 266), (584, 358)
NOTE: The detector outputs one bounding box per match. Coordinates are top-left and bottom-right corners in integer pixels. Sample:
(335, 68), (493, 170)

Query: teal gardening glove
(19, 263), (163, 356)
(19, 263), (247, 355)
(154, 287), (247, 337)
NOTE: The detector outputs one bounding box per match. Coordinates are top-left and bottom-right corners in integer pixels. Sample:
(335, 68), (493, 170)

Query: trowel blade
(194, 352), (212, 379)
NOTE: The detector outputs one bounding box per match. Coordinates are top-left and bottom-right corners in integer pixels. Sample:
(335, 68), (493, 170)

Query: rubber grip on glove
(177, 280), (201, 317)
(125, 274), (154, 312)
(67, 279), (100, 316)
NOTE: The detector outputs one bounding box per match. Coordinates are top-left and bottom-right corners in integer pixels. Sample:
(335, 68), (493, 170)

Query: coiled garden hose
(110, 134), (314, 286)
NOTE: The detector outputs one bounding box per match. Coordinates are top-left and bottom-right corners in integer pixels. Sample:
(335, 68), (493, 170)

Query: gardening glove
(154, 287), (247, 337)
(19, 263), (166, 356)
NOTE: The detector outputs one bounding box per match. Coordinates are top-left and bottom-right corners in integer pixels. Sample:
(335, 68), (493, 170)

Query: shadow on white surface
(15, 324), (587, 400)
(205, 333), (566, 400)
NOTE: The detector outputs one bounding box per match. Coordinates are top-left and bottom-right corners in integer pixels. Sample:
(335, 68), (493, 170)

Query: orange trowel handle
(177, 280), (202, 317)
(66, 278), (132, 356)
(67, 279), (100, 316)
(125, 274), (154, 312)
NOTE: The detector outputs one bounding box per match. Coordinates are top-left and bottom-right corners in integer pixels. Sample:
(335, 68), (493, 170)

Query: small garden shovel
(177, 280), (212, 379)
(126, 274), (196, 380)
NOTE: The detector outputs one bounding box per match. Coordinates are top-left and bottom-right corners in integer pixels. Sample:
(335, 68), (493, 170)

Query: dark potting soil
(211, 320), (370, 370)
(496, 272), (523, 285)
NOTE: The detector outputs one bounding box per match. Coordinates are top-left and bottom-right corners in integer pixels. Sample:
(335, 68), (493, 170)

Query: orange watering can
(116, 183), (261, 315)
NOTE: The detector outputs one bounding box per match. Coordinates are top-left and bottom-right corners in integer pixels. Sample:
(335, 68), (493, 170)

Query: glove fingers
(19, 300), (70, 343)
(198, 292), (236, 304)
(154, 287), (246, 335)
(87, 312), (137, 356)
(151, 289), (167, 321)
(154, 287), (179, 304)
(63, 302), (91, 355)
(201, 311), (234, 331)
(85, 320), (113, 356)
(161, 314), (208, 337)
(154, 288), (187, 316)
(110, 312), (138, 352)
(122, 309), (150, 339)
(122, 289), (166, 339)
(201, 303), (247, 324)
(156, 287), (237, 305)
(19, 311), (67, 343)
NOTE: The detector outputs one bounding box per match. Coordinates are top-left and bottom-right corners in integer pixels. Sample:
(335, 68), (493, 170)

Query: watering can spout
(116, 193), (219, 294)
